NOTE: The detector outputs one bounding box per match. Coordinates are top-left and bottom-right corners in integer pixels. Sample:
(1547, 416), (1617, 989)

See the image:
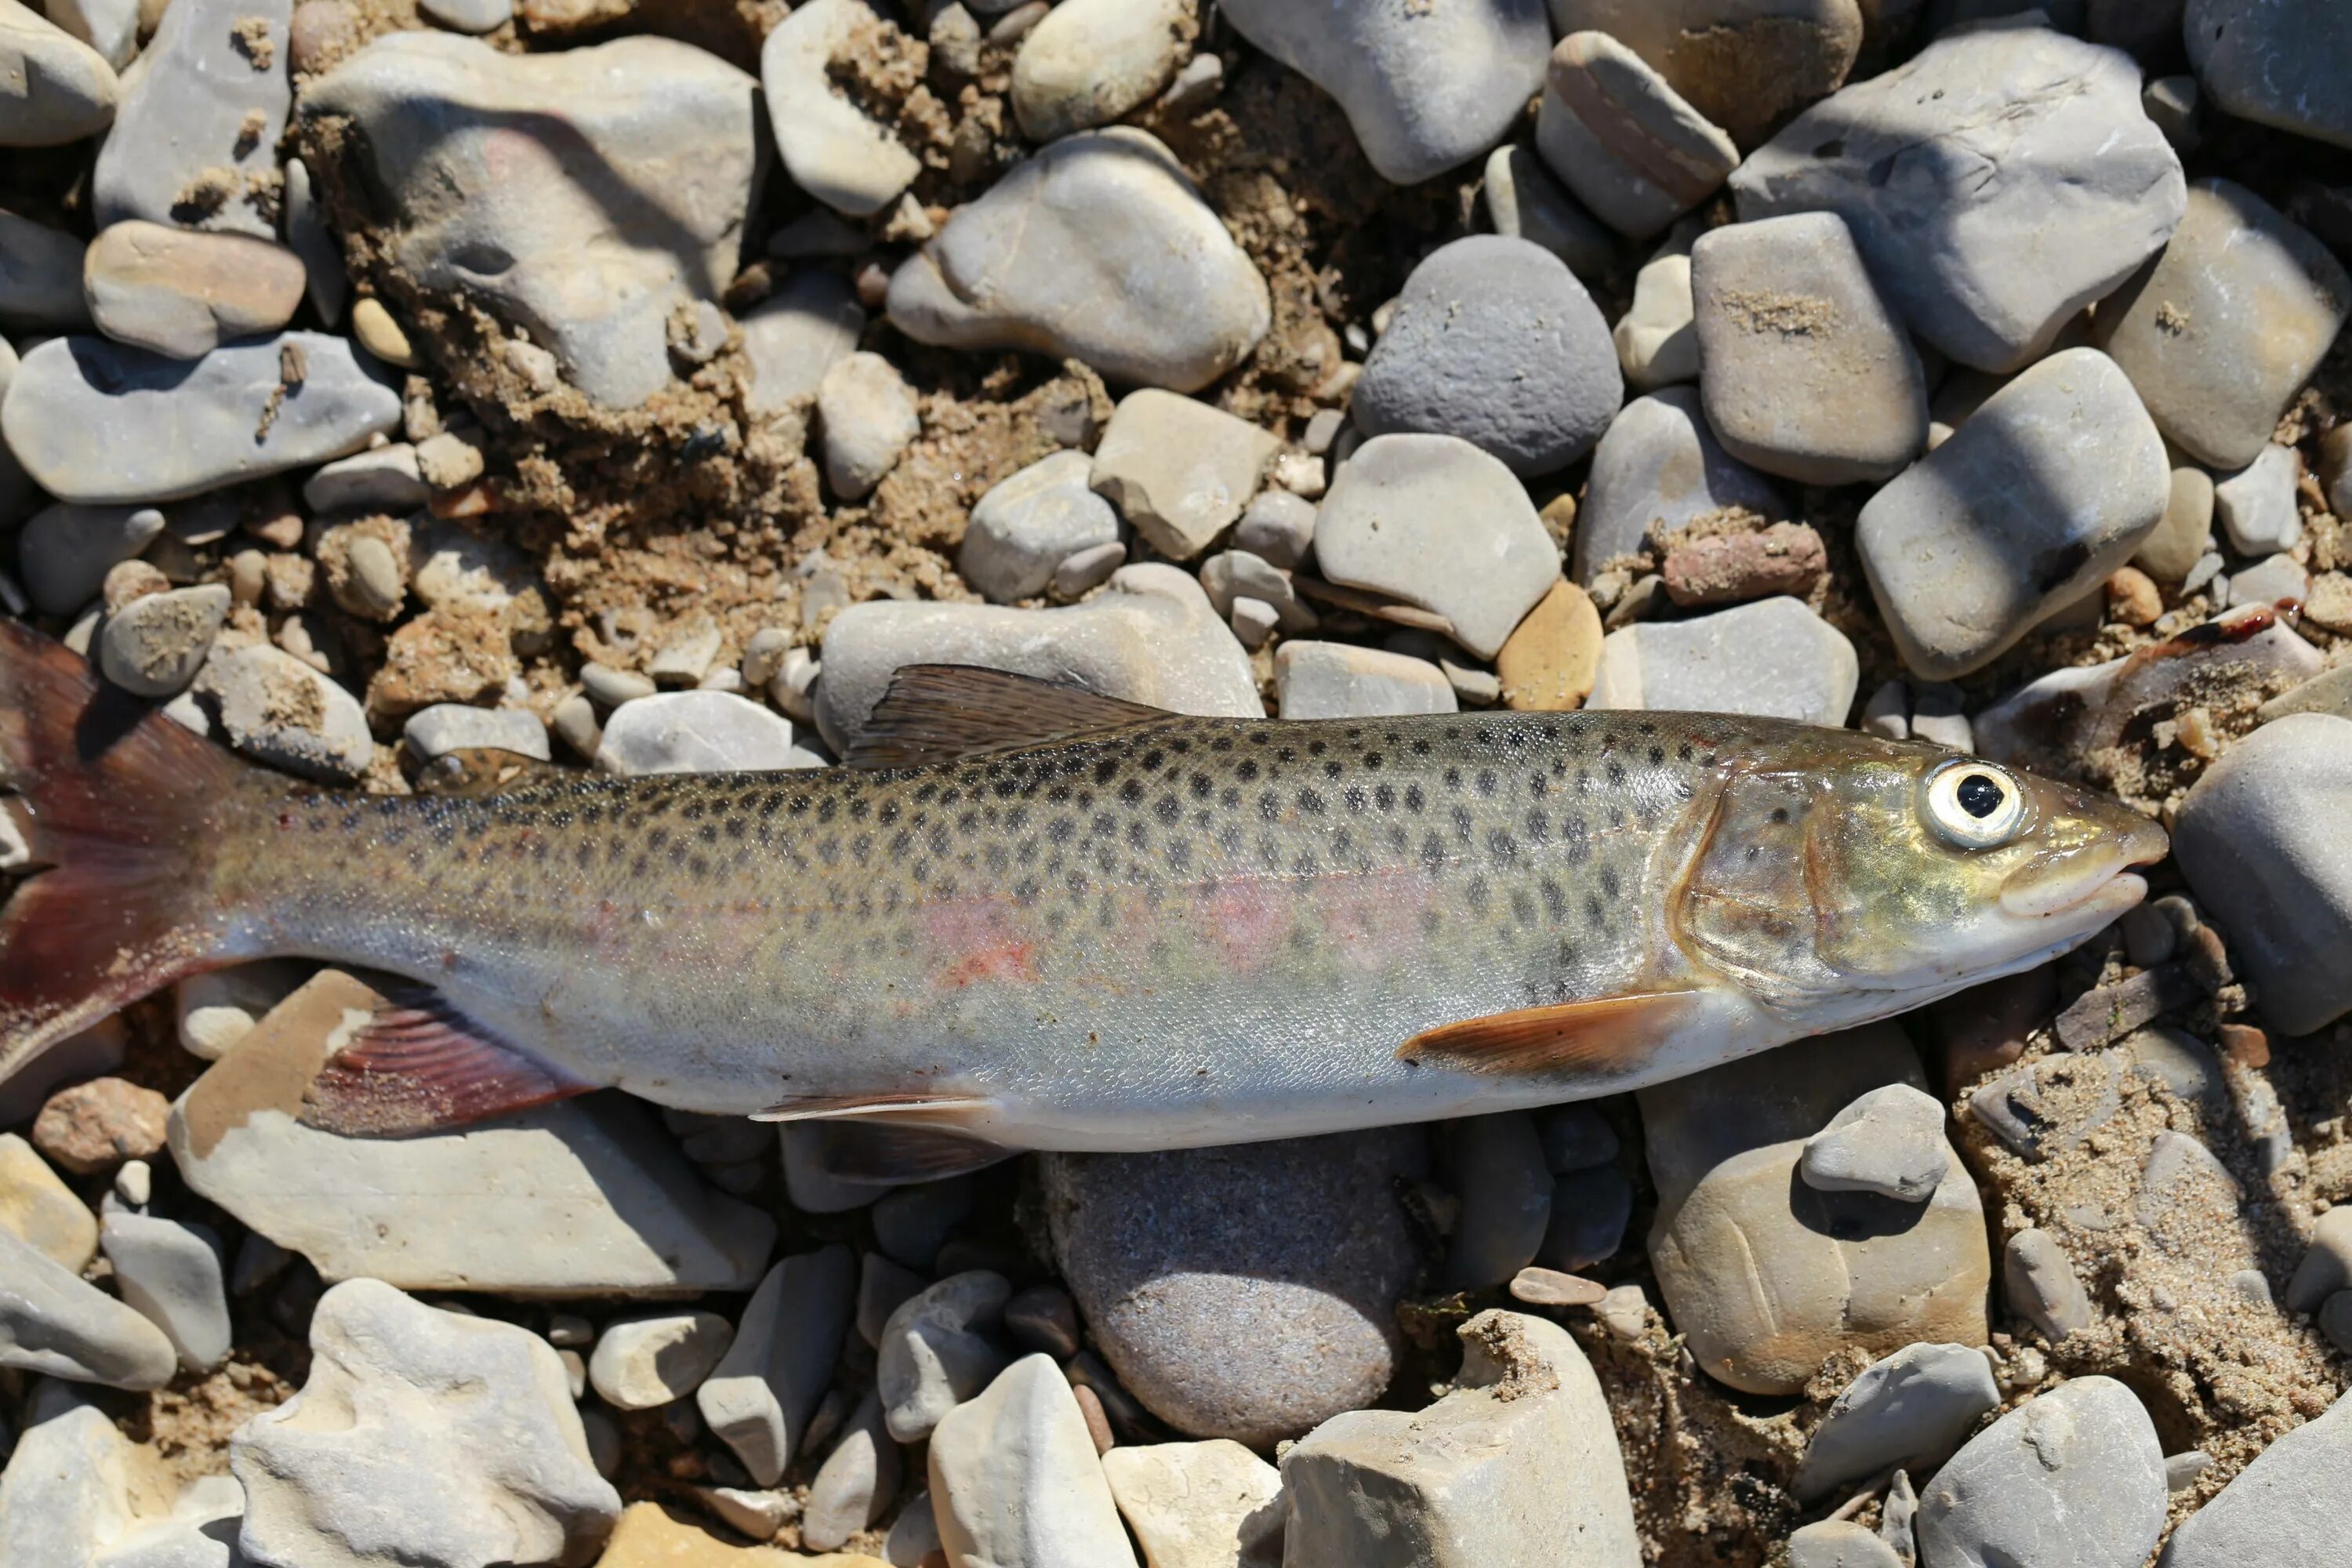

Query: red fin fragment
(844, 665), (1173, 770)
(299, 989), (591, 1137)
(1398, 991), (1703, 1076)
(804, 1120), (1015, 1182)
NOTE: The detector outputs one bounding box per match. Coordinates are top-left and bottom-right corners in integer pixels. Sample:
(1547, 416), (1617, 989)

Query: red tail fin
(0, 620), (261, 1089)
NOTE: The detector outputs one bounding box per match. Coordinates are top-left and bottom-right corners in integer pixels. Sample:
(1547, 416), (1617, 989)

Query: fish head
(1679, 739), (2167, 1018)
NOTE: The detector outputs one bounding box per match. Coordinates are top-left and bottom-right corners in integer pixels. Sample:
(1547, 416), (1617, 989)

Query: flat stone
(0, 1133), (97, 1271)
(801, 1388), (899, 1551)
(1090, 389), (1279, 560)
(1614, 249), (1698, 390)
(2184, 0), (2352, 152)
(1550, 0), (1864, 148)
(1732, 24), (2185, 372)
(886, 127), (1269, 393)
(2214, 445), (2305, 556)
(1856, 348), (2169, 680)
(1100, 1439), (1283, 1568)
(404, 703), (550, 763)
(34, 1076), (168, 1174)
(98, 1212), (230, 1373)
(92, 0), (288, 238)
(0, 0), (118, 145)
(1573, 386), (1784, 583)
(1800, 1083), (1950, 1203)
(1011, 0), (1189, 142)
(1481, 143), (1617, 278)
(4, 332), (400, 505)
(83, 223), (307, 359)
(590, 1310), (734, 1410)
(817, 350), (919, 501)
(1354, 235), (1620, 477)
(698, 1246), (856, 1487)
(304, 32), (764, 408)
(1640, 1025), (1990, 1394)
(169, 969), (778, 1294)
(0, 1224), (179, 1388)
(1794, 1341), (2001, 1500)
(1274, 641), (1455, 720)
(2229, 553), (2311, 610)
(815, 564), (1258, 753)
(1312, 433), (1558, 659)
(2096, 179), (2351, 470)
(2136, 465), (2216, 583)
(1282, 1310), (1640, 1568)
(1041, 1129), (1427, 1447)
(931, 1355), (1141, 1568)
(596, 691), (812, 776)
(98, 584), (230, 698)
(959, 449), (1120, 603)
(1690, 211), (1927, 485)
(1591, 594), (1857, 726)
(234, 1277), (622, 1568)
(192, 641), (375, 782)
(1496, 579), (1602, 712)
(1440, 1111), (1552, 1290)
(2172, 712), (2352, 1036)
(281, 158), (347, 326)
(306, 444), (428, 514)
(1219, 0), (1547, 186)
(2161, 1383), (2352, 1566)
(1917, 1376), (2166, 1568)
(877, 1271), (1012, 1443)
(0, 1405), (136, 1568)
(0, 209), (89, 328)
(1537, 31), (1738, 240)
(741, 270), (865, 415)
(761, 0), (920, 216)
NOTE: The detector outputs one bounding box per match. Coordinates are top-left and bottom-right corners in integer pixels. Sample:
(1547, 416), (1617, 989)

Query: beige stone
(1497, 579), (1602, 711)
(1102, 1439), (1283, 1568)
(0, 1131), (97, 1270)
(1549, 0), (1863, 148)
(1091, 390), (1279, 561)
(82, 222), (307, 359)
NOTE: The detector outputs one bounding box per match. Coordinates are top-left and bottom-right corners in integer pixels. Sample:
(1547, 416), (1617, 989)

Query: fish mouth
(1998, 818), (2169, 921)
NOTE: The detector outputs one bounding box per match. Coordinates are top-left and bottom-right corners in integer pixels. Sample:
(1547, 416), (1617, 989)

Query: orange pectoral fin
(1397, 991), (1704, 1076)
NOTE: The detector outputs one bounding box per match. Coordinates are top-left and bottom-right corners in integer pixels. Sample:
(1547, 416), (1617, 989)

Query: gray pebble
(2136, 466), (2216, 584)
(98, 583), (230, 698)
(194, 641), (375, 782)
(0, 0), (119, 146)
(0, 210), (89, 329)
(1234, 488), (1316, 569)
(817, 350), (919, 501)
(2227, 554), (2310, 610)
(98, 1212), (231, 1372)
(1789, 1520), (1902, 1568)
(403, 704), (551, 763)
(960, 449), (1120, 602)
(1917, 1377), (2165, 1568)
(2159, 1385), (2352, 1564)
(1801, 1083), (1949, 1203)
(305, 444), (430, 515)
(1540, 1163), (1632, 1272)
(1537, 31), (1737, 239)
(1482, 143), (1617, 278)
(596, 691), (812, 776)
(2184, 0), (2352, 152)
(1199, 550), (1313, 634)
(855, 1250), (926, 1349)
(872, 1177), (975, 1272)
(280, 158), (347, 328)
(1795, 1341), (2000, 1501)
(83, 222), (307, 360)
(1009, 0), (1188, 142)
(579, 664), (656, 707)
(16, 504), (162, 616)
(2164, 1450), (2214, 1493)
(1353, 234), (1621, 476)
(1440, 1111), (1552, 1290)
(1275, 641), (1457, 720)
(0, 1224), (178, 1388)
(419, 0), (512, 33)
(1050, 541), (1127, 600)
(802, 1388), (900, 1551)
(1591, 594), (1857, 726)
(2213, 444), (2304, 556)
(698, 1246), (856, 1486)
(877, 1270), (1012, 1443)
(1614, 247), (1697, 391)
(1090, 388), (1279, 561)
(1574, 387), (1783, 584)
(93, 0), (289, 239)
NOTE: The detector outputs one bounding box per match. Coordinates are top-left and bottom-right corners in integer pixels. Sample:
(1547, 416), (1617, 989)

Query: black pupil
(1956, 774), (2004, 818)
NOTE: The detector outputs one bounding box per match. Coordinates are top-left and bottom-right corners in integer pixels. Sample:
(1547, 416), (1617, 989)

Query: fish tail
(0, 619), (262, 1087)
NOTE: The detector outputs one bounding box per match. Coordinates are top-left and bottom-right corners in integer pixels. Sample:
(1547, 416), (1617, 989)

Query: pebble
(170, 969), (778, 1292)
(1494, 578), (1603, 711)
(1537, 1105), (1620, 1172)
(739, 271), (865, 415)
(34, 1076), (167, 1175)
(82, 223), (307, 360)
(872, 1178), (975, 1272)
(761, 0), (920, 216)
(308, 33), (764, 408)
(596, 691), (812, 775)
(1540, 1163), (1633, 1271)
(2285, 1207), (2352, 1313)
(233, 1278), (623, 1568)
(15, 503), (161, 615)
(817, 350), (920, 501)
(281, 158), (348, 327)
(92, 0), (289, 239)
(1554, 0), (1863, 149)
(2184, 0), (2352, 152)
(698, 1246), (857, 1486)
(1791, 1520), (1902, 1568)
(1101, 1439), (1284, 1568)
(97, 1211), (230, 1373)
(877, 1270), (1012, 1442)
(1661, 521), (1827, 608)
(1481, 143), (1617, 278)
(1641, 1025), (1988, 1393)
(1274, 641), (1457, 720)
(1353, 235), (1618, 476)
(1614, 248), (1698, 390)
(1915, 1376), (2165, 1568)
(2212, 444), (2304, 556)
(2172, 713), (2351, 1036)
(418, 0), (510, 30)
(1219, 0), (1547, 186)
(1439, 1112), (1552, 1290)
(2227, 553), (2310, 611)
(1591, 594), (1858, 727)
(1010, 0), (1189, 142)
(1573, 387), (1784, 584)
(2136, 466), (2216, 583)
(2102, 179), (2350, 469)
(0, 1133), (96, 1271)
(1537, 31), (1739, 239)
(0, 1224), (179, 1388)
(590, 1311), (733, 1410)
(0, 0), (118, 145)
(887, 127), (1270, 392)
(1283, 1310), (1640, 1568)
(97, 583), (230, 698)
(192, 641), (376, 782)
(1090, 389), (1279, 560)
(1856, 348), (2169, 680)
(958, 450), (1121, 601)
(306, 443), (429, 515)
(931, 1354), (1142, 1568)
(1312, 434), (1558, 658)
(1733, 24), (2184, 371)
(815, 564), (1258, 753)
(1794, 1341), (2001, 1500)
(1800, 1083), (1949, 1203)
(1042, 1129), (1425, 1447)
(802, 1389), (899, 1551)
(0, 210), (90, 328)
(1510, 1265), (1606, 1307)
(0, 1406), (134, 1568)
(1234, 488), (1316, 569)
(404, 703), (551, 763)
(2160, 1384), (2352, 1566)
(1690, 211), (1928, 484)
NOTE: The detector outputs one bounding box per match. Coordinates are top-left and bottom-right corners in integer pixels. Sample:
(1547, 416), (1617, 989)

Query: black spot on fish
(1404, 785), (1425, 813)
(1297, 787), (1326, 815)
(1541, 877), (1569, 921)
(1487, 829), (1518, 864)
(1475, 769), (1498, 797)
(1771, 806), (1790, 823)
(1601, 867), (1621, 901)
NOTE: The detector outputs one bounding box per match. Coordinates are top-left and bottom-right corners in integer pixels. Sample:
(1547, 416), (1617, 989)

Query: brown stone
(597, 1501), (888, 1566)
(82, 222), (308, 359)
(287, 0), (360, 74)
(1550, 0), (1864, 147)
(1661, 520), (1826, 608)
(1497, 579), (1602, 711)
(32, 1077), (169, 1175)
(1932, 964), (2057, 1096)
(2105, 564), (2163, 626)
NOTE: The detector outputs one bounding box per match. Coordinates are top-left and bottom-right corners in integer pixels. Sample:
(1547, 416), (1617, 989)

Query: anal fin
(299, 987), (592, 1138)
(1398, 991), (1703, 1076)
(804, 1120), (1015, 1183)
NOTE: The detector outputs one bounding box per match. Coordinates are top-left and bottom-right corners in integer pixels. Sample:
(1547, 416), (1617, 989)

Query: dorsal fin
(843, 665), (1174, 770)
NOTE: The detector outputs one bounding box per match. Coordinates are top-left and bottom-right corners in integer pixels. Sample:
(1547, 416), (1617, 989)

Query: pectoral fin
(804, 1120), (1016, 1182)
(300, 988), (593, 1137)
(1398, 991), (1704, 1076)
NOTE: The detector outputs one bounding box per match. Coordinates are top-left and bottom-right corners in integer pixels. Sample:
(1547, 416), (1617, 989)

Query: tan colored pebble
(1509, 1265), (1608, 1307)
(101, 558), (171, 612)
(1071, 1380), (1116, 1455)
(2106, 564), (2163, 626)
(352, 296), (420, 368)
(228, 550), (269, 607)
(1497, 578), (1602, 711)
(33, 1077), (170, 1175)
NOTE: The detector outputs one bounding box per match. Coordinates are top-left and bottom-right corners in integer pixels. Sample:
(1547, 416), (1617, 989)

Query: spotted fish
(0, 625), (2164, 1178)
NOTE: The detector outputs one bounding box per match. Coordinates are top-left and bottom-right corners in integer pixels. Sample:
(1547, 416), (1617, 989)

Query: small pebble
(34, 1076), (168, 1174)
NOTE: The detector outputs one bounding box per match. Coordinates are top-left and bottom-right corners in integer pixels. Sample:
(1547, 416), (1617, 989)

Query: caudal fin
(0, 619), (263, 1088)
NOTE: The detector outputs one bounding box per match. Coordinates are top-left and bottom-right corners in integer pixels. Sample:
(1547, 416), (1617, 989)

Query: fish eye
(1922, 760), (2028, 850)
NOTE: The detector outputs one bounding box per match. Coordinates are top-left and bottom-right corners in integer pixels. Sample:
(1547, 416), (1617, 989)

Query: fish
(0, 621), (2165, 1180)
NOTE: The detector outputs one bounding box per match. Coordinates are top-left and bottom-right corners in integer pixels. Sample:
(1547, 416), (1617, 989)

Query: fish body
(0, 633), (2165, 1171)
